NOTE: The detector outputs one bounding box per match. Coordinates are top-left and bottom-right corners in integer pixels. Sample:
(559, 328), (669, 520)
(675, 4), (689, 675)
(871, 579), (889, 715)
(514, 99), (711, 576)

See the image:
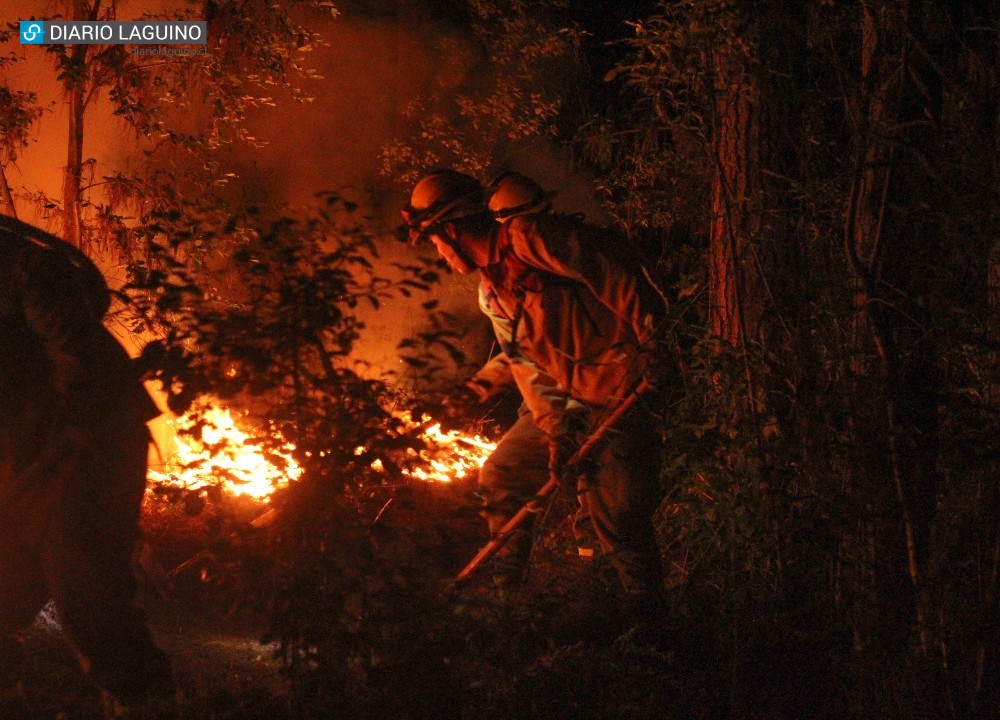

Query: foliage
(4, 1), (996, 717)
(128, 194), (485, 710)
(127, 194), (433, 456)
(1, 1), (326, 257)
(0, 27), (45, 211)
(263, 478), (475, 720)
(133, 1), (1000, 716)
(395, 303), (482, 392)
(585, 0), (728, 234)
(381, 0), (585, 183)
(597, 2), (1000, 717)
(264, 472), (689, 720)
(0, 70), (43, 164)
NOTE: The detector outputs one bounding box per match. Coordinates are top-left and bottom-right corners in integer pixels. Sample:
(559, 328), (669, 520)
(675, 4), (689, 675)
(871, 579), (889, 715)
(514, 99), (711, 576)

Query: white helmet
(485, 171), (554, 222)
(402, 169), (486, 244)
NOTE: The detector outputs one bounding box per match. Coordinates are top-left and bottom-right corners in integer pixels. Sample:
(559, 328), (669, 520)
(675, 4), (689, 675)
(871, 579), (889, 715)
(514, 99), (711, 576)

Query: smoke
(239, 6), (493, 384)
(1, 1), (605, 388)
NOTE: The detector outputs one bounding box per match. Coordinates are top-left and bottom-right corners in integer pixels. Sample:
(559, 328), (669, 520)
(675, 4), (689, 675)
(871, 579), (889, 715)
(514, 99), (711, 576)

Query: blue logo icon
(20, 21), (45, 44)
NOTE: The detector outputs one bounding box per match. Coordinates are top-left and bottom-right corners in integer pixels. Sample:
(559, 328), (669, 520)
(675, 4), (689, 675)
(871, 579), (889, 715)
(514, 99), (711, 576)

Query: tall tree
(59, 0), (97, 247)
(840, 0), (955, 654)
(706, 4), (763, 348)
(10, 0), (323, 257)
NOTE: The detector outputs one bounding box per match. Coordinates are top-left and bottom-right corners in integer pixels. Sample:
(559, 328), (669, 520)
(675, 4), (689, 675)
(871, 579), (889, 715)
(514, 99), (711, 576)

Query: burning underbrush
(133, 395), (674, 720)
(139, 396), (498, 597)
(147, 403), (303, 502)
(136, 393), (514, 717)
(146, 398), (497, 504)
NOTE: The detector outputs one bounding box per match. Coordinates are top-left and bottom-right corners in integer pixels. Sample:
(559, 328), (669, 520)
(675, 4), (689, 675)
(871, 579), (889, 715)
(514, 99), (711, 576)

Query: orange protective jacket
(470, 213), (660, 438)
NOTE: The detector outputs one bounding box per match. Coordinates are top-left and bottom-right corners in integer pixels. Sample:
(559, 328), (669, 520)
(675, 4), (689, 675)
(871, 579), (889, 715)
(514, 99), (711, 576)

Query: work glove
(547, 414), (587, 480)
(637, 340), (674, 389)
(547, 434), (577, 480)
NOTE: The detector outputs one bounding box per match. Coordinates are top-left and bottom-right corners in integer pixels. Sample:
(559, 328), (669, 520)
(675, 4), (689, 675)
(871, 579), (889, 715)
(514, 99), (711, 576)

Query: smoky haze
(1, 0), (604, 387)
(241, 6), (492, 385)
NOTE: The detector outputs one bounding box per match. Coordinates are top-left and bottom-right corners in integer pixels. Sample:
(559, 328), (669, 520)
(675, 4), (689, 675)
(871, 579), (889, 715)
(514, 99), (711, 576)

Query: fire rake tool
(454, 379), (652, 582)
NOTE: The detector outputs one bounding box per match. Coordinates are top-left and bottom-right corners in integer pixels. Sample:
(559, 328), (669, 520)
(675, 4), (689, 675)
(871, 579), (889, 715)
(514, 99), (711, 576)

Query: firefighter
(0, 216), (175, 716)
(403, 169), (665, 609)
(485, 170), (555, 222)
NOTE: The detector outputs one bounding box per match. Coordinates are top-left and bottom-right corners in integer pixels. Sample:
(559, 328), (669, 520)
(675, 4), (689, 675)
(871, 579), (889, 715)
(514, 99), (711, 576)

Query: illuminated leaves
(382, 0), (583, 179)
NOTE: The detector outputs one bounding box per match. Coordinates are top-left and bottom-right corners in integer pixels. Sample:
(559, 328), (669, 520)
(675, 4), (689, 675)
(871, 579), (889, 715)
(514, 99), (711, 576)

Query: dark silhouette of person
(0, 216), (175, 715)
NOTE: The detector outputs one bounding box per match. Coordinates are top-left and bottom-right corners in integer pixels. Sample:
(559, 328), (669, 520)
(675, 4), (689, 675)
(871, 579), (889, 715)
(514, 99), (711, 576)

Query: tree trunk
(62, 0), (90, 248)
(845, 0), (948, 658)
(709, 38), (763, 348)
(0, 164), (17, 218)
(989, 242), (1000, 405)
(845, 0), (921, 652)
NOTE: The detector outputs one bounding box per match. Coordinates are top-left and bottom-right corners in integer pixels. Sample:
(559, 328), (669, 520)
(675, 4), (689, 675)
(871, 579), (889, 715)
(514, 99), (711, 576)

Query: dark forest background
(2, 1), (998, 718)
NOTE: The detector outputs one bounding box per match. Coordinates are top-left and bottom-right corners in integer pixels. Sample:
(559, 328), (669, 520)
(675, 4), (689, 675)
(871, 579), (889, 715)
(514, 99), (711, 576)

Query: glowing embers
(397, 416), (496, 483)
(148, 404), (301, 501)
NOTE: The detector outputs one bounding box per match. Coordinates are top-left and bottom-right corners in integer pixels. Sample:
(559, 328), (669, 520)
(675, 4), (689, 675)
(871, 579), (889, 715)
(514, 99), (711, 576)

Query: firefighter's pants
(478, 405), (662, 592)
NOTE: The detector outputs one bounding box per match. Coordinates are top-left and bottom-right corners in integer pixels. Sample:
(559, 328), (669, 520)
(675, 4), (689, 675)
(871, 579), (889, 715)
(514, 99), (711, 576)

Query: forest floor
(14, 582), (287, 719)
(7, 478), (686, 720)
(12, 548), (679, 720)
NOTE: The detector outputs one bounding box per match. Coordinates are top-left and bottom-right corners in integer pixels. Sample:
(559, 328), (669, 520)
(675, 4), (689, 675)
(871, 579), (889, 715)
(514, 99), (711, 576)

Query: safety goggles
(400, 206), (436, 245)
(401, 192), (483, 245)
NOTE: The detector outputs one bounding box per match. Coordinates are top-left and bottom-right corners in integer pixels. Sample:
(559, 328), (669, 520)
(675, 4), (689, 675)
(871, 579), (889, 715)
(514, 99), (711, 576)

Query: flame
(398, 417), (496, 483)
(147, 404), (497, 503)
(147, 405), (301, 500)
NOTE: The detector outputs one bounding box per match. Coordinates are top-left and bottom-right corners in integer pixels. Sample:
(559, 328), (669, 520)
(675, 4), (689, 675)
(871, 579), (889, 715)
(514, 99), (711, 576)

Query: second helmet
(486, 171), (554, 222)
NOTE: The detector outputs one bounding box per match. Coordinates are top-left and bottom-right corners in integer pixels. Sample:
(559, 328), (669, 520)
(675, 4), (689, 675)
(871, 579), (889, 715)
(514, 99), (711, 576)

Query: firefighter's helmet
(402, 169), (486, 243)
(486, 171), (555, 222)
